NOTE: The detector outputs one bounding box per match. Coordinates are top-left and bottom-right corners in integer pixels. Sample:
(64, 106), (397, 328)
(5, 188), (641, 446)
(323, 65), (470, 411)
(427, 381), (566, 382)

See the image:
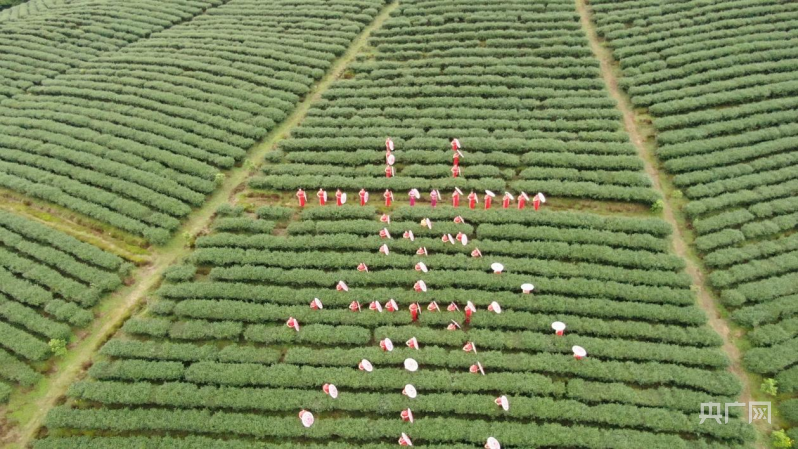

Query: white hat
(552, 321), (566, 332)
(404, 358), (419, 372)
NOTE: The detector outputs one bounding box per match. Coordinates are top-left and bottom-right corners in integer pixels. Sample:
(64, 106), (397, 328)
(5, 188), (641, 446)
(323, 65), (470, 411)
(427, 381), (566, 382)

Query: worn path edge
(575, 0), (768, 446)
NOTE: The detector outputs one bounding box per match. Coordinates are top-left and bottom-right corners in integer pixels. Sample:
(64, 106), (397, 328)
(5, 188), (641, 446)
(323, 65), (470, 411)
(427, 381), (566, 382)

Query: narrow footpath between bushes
(0, 2), (399, 447)
(575, 0), (768, 446)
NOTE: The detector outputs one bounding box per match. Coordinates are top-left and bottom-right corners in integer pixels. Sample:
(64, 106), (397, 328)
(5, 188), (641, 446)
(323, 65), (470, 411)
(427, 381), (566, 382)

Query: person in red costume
(296, 188), (307, 207)
(452, 188), (463, 207)
(467, 191), (478, 209)
(502, 192), (513, 209)
(335, 189), (343, 206)
(384, 189), (394, 207)
(317, 188), (327, 206)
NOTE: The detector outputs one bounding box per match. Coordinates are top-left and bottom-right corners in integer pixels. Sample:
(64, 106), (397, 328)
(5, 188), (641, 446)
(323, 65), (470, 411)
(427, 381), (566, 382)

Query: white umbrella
(495, 396), (509, 411)
(299, 410), (314, 428)
(323, 383), (338, 399)
(485, 437), (501, 449)
(359, 359), (373, 372)
(491, 262), (504, 274)
(404, 358), (419, 372)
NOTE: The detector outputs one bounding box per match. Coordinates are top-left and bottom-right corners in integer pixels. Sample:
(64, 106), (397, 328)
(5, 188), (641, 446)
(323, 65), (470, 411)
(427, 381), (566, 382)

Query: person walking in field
(296, 188), (307, 207)
(484, 190), (495, 209)
(452, 188), (463, 207)
(408, 189), (420, 206)
(453, 149), (463, 167)
(502, 192), (513, 209)
(335, 189), (344, 206)
(517, 192), (529, 210)
(385, 164), (395, 178)
(451, 164), (460, 178)
(451, 138), (461, 152)
(384, 189), (394, 207)
(317, 188), (327, 206)
(468, 191), (478, 209)
(533, 192), (546, 211)
(430, 189), (440, 208)
(359, 189), (369, 206)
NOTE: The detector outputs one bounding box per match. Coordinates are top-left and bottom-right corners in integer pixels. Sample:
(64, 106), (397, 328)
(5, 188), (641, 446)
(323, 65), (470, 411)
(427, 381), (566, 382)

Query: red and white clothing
(452, 188), (463, 207)
(384, 189), (394, 207)
(317, 189), (327, 206)
(296, 189), (307, 207)
(518, 192), (529, 210)
(430, 190), (439, 208)
(467, 191), (478, 209)
(359, 189), (369, 206)
(502, 192), (513, 209)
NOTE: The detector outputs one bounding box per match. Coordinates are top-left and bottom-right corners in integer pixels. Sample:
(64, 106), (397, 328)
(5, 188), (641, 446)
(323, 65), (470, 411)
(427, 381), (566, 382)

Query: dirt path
(576, 0), (764, 444)
(1, 3), (398, 447)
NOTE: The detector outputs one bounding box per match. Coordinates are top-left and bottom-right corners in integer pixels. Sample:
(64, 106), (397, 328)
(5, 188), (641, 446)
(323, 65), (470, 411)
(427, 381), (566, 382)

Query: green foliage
(48, 339), (68, 358)
(761, 378), (779, 396)
(772, 429), (794, 449)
